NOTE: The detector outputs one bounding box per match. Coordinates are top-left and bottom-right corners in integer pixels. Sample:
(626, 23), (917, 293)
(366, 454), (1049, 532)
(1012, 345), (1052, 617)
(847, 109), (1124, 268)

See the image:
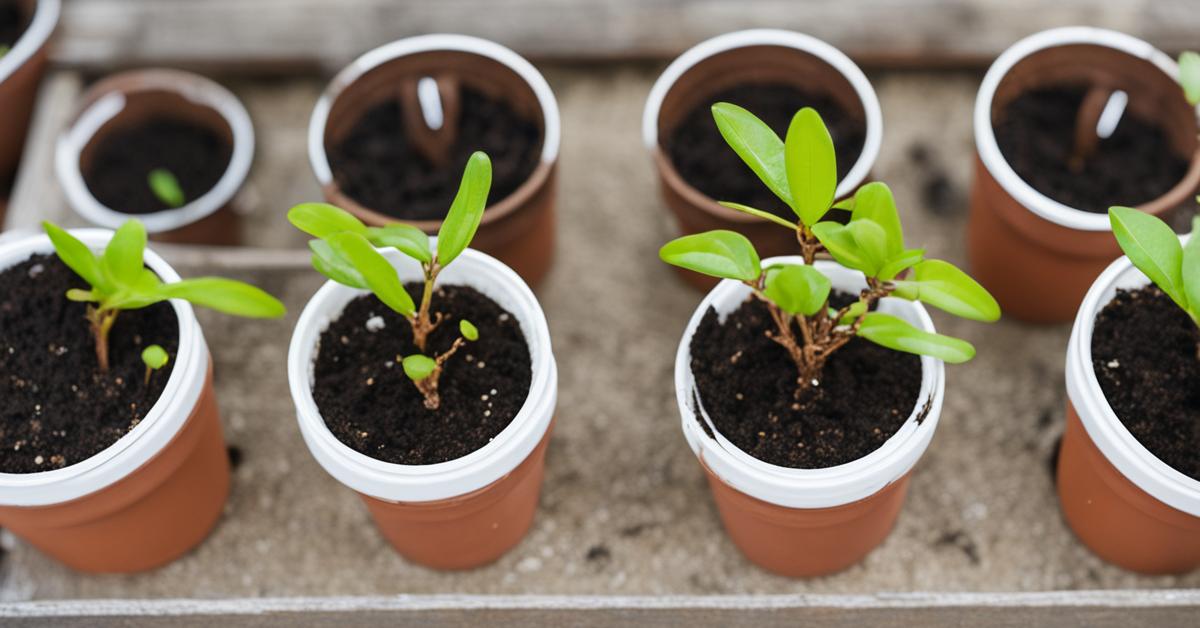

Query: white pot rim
(0, 229), (208, 507)
(641, 28), (883, 200)
(288, 244), (557, 503)
(55, 69), (255, 234)
(308, 33), (561, 186)
(675, 257), (945, 509)
(0, 0), (58, 86)
(1066, 240), (1200, 517)
(975, 26), (1191, 233)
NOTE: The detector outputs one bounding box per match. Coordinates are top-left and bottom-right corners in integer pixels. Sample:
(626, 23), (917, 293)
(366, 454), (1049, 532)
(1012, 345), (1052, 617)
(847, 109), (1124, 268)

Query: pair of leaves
(811, 182), (921, 280)
(1110, 206), (1200, 321)
(44, 220), (285, 318)
(711, 103), (836, 227)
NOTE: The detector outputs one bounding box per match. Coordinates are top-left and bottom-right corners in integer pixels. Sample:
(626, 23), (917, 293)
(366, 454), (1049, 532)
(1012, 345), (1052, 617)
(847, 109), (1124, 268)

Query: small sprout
(402, 354), (437, 382)
(1109, 207), (1200, 336)
(460, 319), (478, 341)
(141, 344), (169, 385)
(43, 219), (286, 372)
(147, 168), (186, 208)
(1179, 51), (1200, 107)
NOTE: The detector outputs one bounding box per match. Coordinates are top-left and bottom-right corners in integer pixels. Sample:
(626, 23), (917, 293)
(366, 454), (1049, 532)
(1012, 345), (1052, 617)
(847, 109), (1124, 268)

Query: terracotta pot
(289, 244), (558, 570)
(0, 229), (228, 573)
(676, 258), (945, 577)
(643, 29), (883, 291)
(1058, 249), (1200, 574)
(308, 35), (560, 288)
(0, 0), (58, 218)
(55, 69), (255, 246)
(969, 27), (1200, 323)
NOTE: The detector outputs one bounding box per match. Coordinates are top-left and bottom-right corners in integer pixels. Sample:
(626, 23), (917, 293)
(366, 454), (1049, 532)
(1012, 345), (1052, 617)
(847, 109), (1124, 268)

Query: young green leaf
(658, 230), (762, 281)
(847, 182), (903, 257)
(309, 240), (368, 289)
(141, 344), (169, 370)
(437, 151), (492, 267)
(784, 107), (837, 226)
(710, 102), (791, 208)
(891, 260), (1001, 322)
(717, 201), (799, 230)
(43, 221), (110, 293)
(763, 264), (832, 316)
(158, 278), (287, 318)
(287, 203), (367, 239)
(846, 219), (888, 277)
(835, 300), (868, 325)
(1109, 206), (1187, 309)
(367, 224), (432, 263)
(460, 319), (479, 341)
(147, 168), (186, 208)
(402, 354), (437, 382)
(66, 289), (97, 302)
(878, 248), (926, 281)
(857, 312), (976, 363)
(1180, 51), (1200, 106)
(1182, 216), (1200, 321)
(329, 232), (415, 317)
(811, 222), (870, 273)
(102, 219), (147, 285)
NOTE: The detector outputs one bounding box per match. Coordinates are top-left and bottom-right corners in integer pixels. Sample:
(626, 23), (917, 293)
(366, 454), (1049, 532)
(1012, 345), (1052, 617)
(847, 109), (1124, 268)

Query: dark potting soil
(0, 1), (26, 51)
(1091, 285), (1200, 481)
(690, 292), (922, 468)
(327, 87), (542, 221)
(664, 83), (867, 220)
(994, 85), (1189, 213)
(0, 254), (179, 474)
(82, 117), (232, 215)
(313, 284), (532, 465)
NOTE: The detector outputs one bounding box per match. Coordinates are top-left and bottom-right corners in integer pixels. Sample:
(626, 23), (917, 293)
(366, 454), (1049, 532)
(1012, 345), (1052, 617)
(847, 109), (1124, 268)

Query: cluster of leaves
(661, 104), (999, 396)
(1109, 206), (1200, 327)
(44, 219), (286, 372)
(288, 151), (492, 410)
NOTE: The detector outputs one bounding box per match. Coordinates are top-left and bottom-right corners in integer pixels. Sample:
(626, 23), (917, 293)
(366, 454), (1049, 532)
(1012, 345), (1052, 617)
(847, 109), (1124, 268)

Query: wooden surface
(52, 0), (1200, 71)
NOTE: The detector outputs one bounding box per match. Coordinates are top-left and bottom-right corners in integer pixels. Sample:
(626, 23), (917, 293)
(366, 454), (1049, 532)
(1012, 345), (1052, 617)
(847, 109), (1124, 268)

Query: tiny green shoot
(1179, 51), (1200, 107)
(44, 219), (286, 371)
(148, 168), (186, 208)
(1108, 206), (1200, 339)
(141, 344), (169, 385)
(289, 151), (492, 410)
(661, 105), (1000, 398)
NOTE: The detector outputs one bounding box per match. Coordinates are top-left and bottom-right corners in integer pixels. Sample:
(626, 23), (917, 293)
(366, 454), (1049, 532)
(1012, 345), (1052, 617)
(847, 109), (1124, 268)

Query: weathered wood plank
(4, 71), (81, 234)
(52, 0), (1200, 71)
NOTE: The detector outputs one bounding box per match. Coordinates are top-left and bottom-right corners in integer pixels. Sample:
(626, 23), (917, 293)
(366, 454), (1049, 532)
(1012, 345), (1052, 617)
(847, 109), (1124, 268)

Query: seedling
(1179, 52), (1200, 107)
(288, 151), (492, 410)
(1109, 206), (1200, 342)
(661, 105), (1000, 398)
(141, 344), (169, 385)
(44, 219), (286, 372)
(148, 168), (186, 208)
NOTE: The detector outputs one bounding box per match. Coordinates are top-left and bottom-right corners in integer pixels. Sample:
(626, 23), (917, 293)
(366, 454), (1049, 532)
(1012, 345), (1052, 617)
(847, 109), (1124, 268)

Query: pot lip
(307, 33), (561, 224)
(54, 68), (256, 234)
(675, 257), (945, 510)
(641, 28), (883, 212)
(1066, 239), (1200, 517)
(975, 26), (1200, 233)
(0, 229), (209, 507)
(287, 244), (557, 503)
(0, 0), (58, 86)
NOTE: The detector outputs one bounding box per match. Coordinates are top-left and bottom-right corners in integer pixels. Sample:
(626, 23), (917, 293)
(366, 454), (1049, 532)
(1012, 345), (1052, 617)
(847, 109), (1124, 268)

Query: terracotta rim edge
(0, 0), (58, 86)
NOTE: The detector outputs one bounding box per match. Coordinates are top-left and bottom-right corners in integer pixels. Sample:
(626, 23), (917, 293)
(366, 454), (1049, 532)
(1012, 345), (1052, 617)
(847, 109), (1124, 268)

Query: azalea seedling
(1109, 206), (1200, 337)
(661, 105), (1000, 398)
(141, 344), (169, 385)
(288, 151), (492, 410)
(44, 219), (286, 371)
(148, 168), (186, 208)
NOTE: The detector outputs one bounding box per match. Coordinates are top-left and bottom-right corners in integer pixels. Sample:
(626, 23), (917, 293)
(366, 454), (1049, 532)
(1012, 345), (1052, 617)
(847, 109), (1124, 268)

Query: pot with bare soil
(0, 0), (58, 220)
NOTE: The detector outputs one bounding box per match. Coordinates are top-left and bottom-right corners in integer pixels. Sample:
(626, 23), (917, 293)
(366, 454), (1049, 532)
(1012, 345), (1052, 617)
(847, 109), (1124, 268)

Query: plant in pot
(661, 104), (1000, 577)
(0, 219), (284, 573)
(642, 28), (882, 291)
(0, 0), (58, 218)
(969, 27), (1200, 323)
(55, 68), (255, 246)
(287, 151), (557, 570)
(308, 34), (560, 286)
(1058, 204), (1200, 574)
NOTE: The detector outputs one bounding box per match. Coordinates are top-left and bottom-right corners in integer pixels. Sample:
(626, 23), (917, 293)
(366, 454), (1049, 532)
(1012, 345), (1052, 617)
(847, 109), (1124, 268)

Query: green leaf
(66, 289), (97, 302)
(402, 354), (437, 382)
(103, 220), (147, 286)
(717, 201), (799, 230)
(846, 219), (888, 277)
(848, 182), (903, 257)
(147, 168), (185, 208)
(329, 232), (415, 317)
(1109, 206), (1187, 309)
(367, 224), (432, 263)
(784, 107), (837, 226)
(891, 260), (1001, 322)
(43, 221), (110, 293)
(659, 230), (761, 281)
(1180, 51), (1200, 106)
(835, 300), (867, 325)
(158, 278), (286, 318)
(811, 222), (869, 272)
(710, 102), (791, 208)
(287, 203), (366, 239)
(108, 269), (168, 310)
(1182, 216), (1200, 321)
(763, 264), (831, 316)
(437, 151), (492, 267)
(878, 248), (926, 281)
(309, 240), (367, 289)
(141, 345), (169, 370)
(460, 319), (479, 341)
(857, 312), (976, 363)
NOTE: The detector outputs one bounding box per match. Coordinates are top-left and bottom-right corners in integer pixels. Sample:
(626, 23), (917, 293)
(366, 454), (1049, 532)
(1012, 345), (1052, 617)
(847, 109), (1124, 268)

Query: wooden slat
(51, 0), (1200, 71)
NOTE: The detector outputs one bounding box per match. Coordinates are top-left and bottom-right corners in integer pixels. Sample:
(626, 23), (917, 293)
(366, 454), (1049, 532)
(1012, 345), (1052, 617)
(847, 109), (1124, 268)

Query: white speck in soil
(481, 394), (489, 401)
(340, 335), (349, 345)
(1107, 359), (1120, 368)
(34, 455), (43, 465)
(490, 388), (497, 395)
(366, 377), (375, 386)
(365, 316), (386, 332)
(27, 264), (43, 278)
(484, 410), (491, 417)
(477, 361), (486, 368)
(735, 393), (743, 400)
(498, 313), (509, 322)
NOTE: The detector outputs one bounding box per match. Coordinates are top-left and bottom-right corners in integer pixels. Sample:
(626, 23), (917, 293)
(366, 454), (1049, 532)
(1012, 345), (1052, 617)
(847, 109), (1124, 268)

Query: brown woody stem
(412, 336), (468, 411)
(410, 260), (444, 352)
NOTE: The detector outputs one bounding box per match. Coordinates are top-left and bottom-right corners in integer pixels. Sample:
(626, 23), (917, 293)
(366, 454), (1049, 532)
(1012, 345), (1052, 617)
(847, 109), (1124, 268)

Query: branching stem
(410, 336), (467, 410)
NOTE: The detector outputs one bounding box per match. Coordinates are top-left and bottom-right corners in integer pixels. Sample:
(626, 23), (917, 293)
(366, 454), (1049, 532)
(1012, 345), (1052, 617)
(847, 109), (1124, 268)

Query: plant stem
(410, 260), (444, 352)
(412, 336), (467, 410)
(86, 306), (118, 372)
